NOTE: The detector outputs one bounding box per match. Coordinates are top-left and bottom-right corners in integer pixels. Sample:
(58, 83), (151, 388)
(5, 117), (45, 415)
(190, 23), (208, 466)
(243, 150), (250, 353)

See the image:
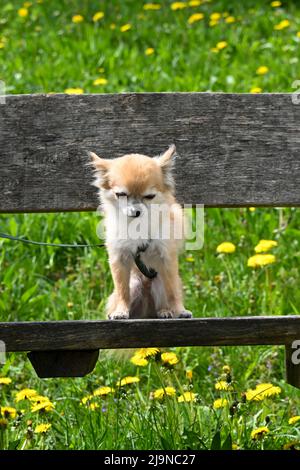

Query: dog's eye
(144, 194), (156, 200)
(115, 192), (127, 198)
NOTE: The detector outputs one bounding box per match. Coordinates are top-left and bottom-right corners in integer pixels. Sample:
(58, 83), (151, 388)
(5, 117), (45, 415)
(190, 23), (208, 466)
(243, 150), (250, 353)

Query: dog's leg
(107, 259), (131, 319)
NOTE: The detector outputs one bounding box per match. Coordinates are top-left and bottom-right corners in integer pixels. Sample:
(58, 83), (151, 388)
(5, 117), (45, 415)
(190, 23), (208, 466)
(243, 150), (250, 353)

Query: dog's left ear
(88, 152), (111, 189)
(155, 144), (176, 191)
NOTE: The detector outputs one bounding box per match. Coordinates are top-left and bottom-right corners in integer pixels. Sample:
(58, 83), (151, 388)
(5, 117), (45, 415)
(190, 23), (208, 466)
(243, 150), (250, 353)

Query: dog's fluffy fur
(90, 145), (192, 320)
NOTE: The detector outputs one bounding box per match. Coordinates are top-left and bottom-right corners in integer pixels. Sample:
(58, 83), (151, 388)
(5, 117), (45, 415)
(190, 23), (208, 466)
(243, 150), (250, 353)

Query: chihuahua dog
(90, 144), (192, 320)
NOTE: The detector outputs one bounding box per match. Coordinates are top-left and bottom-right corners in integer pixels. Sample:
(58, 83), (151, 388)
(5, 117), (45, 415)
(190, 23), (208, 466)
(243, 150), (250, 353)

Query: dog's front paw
(108, 310), (130, 320)
(178, 310), (193, 318)
(157, 309), (174, 319)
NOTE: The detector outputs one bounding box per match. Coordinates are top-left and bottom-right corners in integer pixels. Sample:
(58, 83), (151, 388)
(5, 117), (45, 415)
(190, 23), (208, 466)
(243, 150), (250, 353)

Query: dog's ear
(88, 152), (111, 189)
(155, 144), (176, 191)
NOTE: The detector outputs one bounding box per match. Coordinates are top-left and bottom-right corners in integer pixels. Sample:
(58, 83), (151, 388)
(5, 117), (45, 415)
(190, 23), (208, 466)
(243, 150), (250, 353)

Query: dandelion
(35, 423), (51, 434)
(222, 365), (231, 374)
(131, 355), (148, 366)
(283, 441), (300, 450)
(251, 426), (270, 440)
(15, 388), (38, 402)
(29, 395), (50, 404)
(254, 239), (278, 253)
(246, 383), (281, 401)
(31, 401), (54, 413)
(0, 377), (12, 385)
(120, 24), (131, 32)
(247, 254), (276, 268)
(143, 3), (161, 9)
(153, 387), (176, 399)
(232, 443), (240, 450)
(274, 20), (290, 30)
(64, 88), (84, 94)
(250, 87), (262, 93)
(18, 8), (28, 17)
(89, 403), (99, 411)
(161, 352), (179, 365)
(211, 47), (219, 53)
(93, 12), (104, 22)
(289, 416), (300, 425)
(178, 392), (197, 402)
(213, 398), (228, 409)
(1, 407), (17, 419)
(215, 380), (233, 391)
(145, 47), (155, 55)
(216, 242), (236, 254)
(256, 66), (269, 75)
(117, 376), (140, 386)
(271, 1), (281, 6)
(135, 348), (160, 358)
(67, 301), (74, 308)
(171, 2), (187, 10)
(210, 13), (221, 21)
(93, 386), (114, 397)
(225, 16), (236, 23)
(93, 78), (108, 86)
(188, 13), (204, 24)
(209, 20), (219, 27)
(72, 15), (84, 24)
(216, 41), (228, 50)
(249, 207), (256, 211)
(81, 394), (93, 405)
(189, 0), (202, 6)
(0, 41), (5, 49)
(186, 255), (195, 262)
(186, 369), (193, 380)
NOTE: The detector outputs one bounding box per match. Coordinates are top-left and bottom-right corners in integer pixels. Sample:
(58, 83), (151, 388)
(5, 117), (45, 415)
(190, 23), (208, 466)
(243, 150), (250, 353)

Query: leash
(0, 232), (157, 280)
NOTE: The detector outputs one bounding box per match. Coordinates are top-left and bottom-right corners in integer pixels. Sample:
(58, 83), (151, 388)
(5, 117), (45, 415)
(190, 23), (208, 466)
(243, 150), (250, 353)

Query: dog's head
(89, 145), (176, 217)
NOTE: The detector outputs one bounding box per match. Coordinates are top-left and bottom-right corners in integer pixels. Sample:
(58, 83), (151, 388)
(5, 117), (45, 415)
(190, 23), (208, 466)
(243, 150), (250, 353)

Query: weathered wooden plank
(285, 344), (300, 388)
(27, 350), (99, 378)
(1, 317), (300, 351)
(1, 93), (300, 212)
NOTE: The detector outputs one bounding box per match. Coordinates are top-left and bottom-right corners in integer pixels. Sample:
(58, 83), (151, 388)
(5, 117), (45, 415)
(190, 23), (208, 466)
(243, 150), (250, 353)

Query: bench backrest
(0, 93), (299, 213)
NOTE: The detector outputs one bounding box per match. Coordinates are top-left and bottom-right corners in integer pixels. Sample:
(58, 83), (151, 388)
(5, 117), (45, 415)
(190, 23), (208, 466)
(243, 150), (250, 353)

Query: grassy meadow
(1, 0), (300, 450)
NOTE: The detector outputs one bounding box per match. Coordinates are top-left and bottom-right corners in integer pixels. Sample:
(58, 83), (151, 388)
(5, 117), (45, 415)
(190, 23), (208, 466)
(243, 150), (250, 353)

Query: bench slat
(1, 317), (300, 351)
(1, 93), (300, 212)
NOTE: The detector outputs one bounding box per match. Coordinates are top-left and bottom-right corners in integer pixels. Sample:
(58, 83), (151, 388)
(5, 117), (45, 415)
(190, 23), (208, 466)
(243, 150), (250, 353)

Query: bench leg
(27, 350), (99, 378)
(285, 344), (300, 389)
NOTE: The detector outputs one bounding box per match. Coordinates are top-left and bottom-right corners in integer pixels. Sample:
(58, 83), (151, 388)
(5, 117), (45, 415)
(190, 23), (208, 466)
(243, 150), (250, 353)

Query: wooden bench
(1, 93), (300, 387)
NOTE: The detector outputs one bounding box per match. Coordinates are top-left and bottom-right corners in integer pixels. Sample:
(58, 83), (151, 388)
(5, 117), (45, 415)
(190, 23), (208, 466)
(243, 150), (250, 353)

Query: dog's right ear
(88, 152), (111, 189)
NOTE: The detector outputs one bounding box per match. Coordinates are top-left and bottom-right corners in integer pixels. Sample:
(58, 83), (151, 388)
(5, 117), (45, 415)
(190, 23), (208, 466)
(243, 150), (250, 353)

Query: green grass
(1, 0), (300, 450)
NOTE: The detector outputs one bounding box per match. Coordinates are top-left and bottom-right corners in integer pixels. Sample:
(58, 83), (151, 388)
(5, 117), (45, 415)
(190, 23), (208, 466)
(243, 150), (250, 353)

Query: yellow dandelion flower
(93, 78), (108, 86)
(186, 369), (193, 380)
(216, 41), (228, 50)
(249, 207), (256, 211)
(251, 426), (270, 440)
(232, 443), (240, 450)
(211, 47), (219, 53)
(1, 407), (17, 419)
(67, 301), (74, 308)
(64, 88), (84, 94)
(254, 239), (278, 253)
(246, 383), (281, 401)
(289, 416), (300, 425)
(130, 355), (149, 366)
(29, 395), (50, 404)
(89, 403), (99, 411)
(143, 3), (161, 10)
(153, 387), (176, 399)
(81, 394), (93, 405)
(213, 398), (228, 409)
(18, 8), (28, 17)
(185, 255), (195, 262)
(189, 0), (202, 6)
(222, 365), (231, 373)
(35, 423), (51, 434)
(118, 376), (140, 386)
(93, 12), (104, 22)
(283, 441), (300, 450)
(210, 12), (221, 21)
(247, 254), (276, 268)
(274, 20), (290, 30)
(145, 47), (155, 55)
(93, 386), (114, 397)
(296, 31), (300, 38)
(72, 15), (84, 24)
(0, 41), (5, 49)
(225, 16), (236, 23)
(0, 377), (12, 385)
(250, 87), (262, 93)
(31, 401), (54, 413)
(178, 391), (197, 402)
(216, 242), (236, 254)
(215, 380), (233, 391)
(188, 13), (204, 24)
(120, 24), (131, 32)
(135, 348), (160, 358)
(161, 352), (179, 365)
(209, 20), (219, 27)
(15, 388), (38, 402)
(171, 2), (187, 10)
(271, 1), (281, 6)
(256, 66), (269, 75)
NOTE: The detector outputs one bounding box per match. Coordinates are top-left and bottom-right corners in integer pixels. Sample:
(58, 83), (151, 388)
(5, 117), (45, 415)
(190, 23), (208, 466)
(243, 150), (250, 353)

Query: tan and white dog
(90, 144), (192, 320)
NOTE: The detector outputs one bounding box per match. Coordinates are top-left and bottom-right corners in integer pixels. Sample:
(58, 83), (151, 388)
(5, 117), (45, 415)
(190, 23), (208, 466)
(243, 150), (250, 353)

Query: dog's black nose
(134, 210), (141, 217)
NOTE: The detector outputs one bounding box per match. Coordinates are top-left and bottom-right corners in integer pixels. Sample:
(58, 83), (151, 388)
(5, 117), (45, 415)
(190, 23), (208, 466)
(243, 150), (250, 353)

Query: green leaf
(211, 431), (221, 450)
(221, 433), (232, 450)
(21, 285), (38, 304)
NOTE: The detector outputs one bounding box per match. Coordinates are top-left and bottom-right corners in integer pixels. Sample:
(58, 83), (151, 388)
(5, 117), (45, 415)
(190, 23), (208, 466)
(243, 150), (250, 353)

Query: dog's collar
(133, 241), (157, 280)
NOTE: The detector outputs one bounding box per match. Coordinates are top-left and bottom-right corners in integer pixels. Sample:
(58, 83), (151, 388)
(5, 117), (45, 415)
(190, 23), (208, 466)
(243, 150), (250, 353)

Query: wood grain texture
(1, 317), (300, 351)
(1, 93), (300, 212)
(27, 350), (99, 378)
